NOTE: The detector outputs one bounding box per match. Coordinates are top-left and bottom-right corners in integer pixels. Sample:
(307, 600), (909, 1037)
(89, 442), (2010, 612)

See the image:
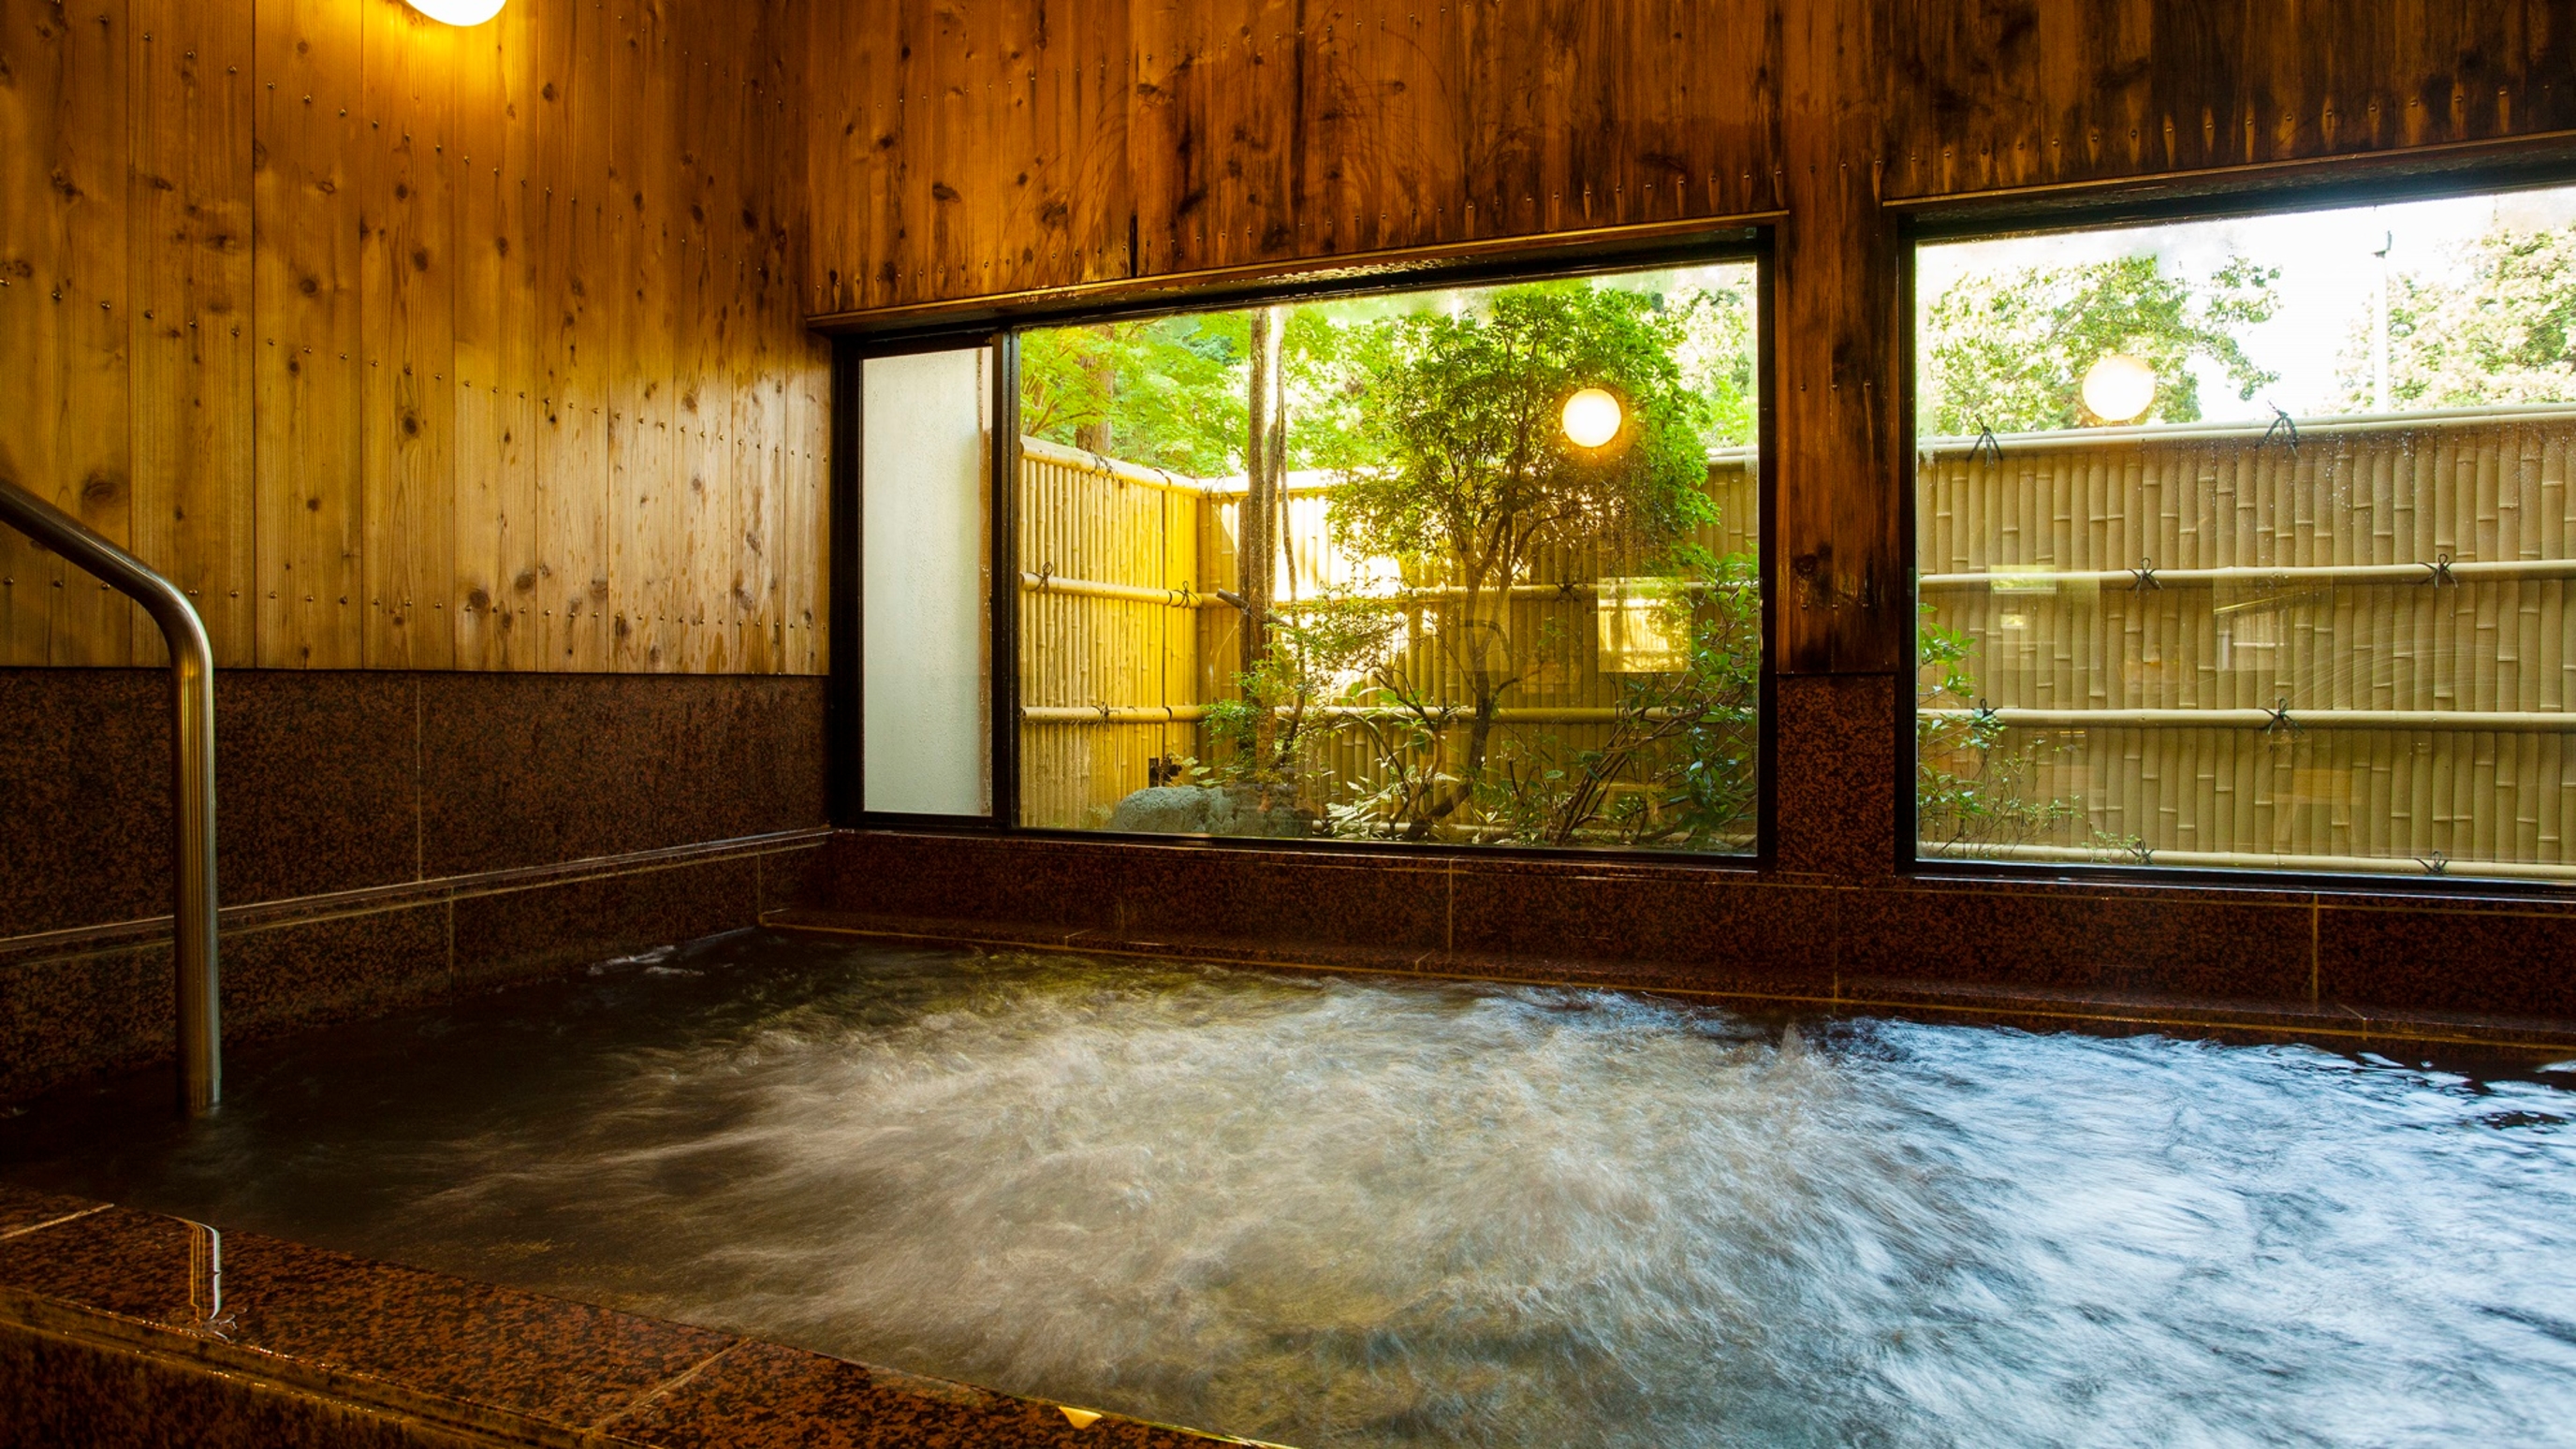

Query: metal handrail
(0, 479), (219, 1116)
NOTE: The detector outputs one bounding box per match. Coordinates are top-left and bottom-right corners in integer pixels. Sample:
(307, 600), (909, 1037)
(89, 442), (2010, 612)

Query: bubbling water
(8, 940), (2573, 1446)
(324, 948), (2575, 1449)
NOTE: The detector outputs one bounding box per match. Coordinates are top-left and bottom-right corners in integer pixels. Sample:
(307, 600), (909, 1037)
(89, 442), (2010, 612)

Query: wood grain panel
(3, 0), (822, 676)
(531, 0), (611, 670)
(128, 0), (256, 668)
(255, 0), (366, 668)
(449, 3), (538, 670)
(607, 0), (678, 671)
(672, 6), (739, 672)
(1777, 0), (1904, 677)
(0, 0), (136, 666)
(1878, 0), (2576, 198)
(807, 0), (1131, 314)
(359, 0), (456, 669)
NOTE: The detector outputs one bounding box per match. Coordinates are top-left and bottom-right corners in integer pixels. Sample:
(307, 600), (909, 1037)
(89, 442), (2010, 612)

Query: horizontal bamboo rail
(1919, 840), (2576, 882)
(1021, 704), (1696, 724)
(1017, 436), (1213, 495)
(1020, 571), (1218, 608)
(1018, 569), (1756, 610)
(1920, 558), (2576, 591)
(1023, 705), (1213, 724)
(1916, 401), (2576, 459)
(1923, 707), (2574, 732)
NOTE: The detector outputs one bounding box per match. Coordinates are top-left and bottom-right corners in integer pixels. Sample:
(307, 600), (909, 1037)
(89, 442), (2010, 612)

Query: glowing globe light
(2081, 352), (2157, 424)
(1561, 388), (1623, 448)
(405, 0), (505, 23)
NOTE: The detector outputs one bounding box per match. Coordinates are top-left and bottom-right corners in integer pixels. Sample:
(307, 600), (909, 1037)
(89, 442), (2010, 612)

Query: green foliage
(2338, 225), (2576, 408)
(1476, 554), (1761, 848)
(1913, 604), (2139, 858)
(1671, 278), (1759, 448)
(1206, 598), (1401, 800)
(1019, 315), (1250, 476)
(1317, 285), (1720, 594)
(1922, 255), (2281, 434)
(1031, 274), (1764, 854)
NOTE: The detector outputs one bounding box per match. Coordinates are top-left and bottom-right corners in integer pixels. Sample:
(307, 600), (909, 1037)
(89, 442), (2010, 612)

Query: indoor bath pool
(5, 932), (2573, 1448)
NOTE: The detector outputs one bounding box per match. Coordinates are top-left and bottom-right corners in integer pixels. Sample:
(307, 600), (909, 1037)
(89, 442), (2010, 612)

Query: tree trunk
(1242, 307), (1284, 676)
(1074, 352), (1115, 453)
(1241, 306), (1288, 794)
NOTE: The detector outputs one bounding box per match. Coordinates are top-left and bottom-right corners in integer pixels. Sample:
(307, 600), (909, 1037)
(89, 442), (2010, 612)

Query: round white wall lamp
(405, 0), (506, 24)
(2080, 353), (2157, 424)
(1561, 388), (1624, 448)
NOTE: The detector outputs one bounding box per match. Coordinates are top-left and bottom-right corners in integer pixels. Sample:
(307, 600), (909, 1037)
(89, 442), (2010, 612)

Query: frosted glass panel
(863, 346), (992, 816)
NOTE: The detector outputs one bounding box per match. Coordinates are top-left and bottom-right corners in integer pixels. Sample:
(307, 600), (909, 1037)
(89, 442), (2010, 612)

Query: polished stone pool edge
(763, 907), (2576, 1063)
(0, 1184), (1266, 1449)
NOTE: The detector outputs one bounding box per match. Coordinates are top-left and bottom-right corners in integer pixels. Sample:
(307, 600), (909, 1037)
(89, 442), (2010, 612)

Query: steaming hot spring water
(5, 932), (2573, 1446)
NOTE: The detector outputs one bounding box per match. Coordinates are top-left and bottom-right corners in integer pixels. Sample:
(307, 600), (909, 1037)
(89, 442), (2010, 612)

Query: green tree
(1314, 283), (1720, 835)
(1019, 315), (1249, 476)
(1671, 278), (1758, 447)
(1922, 255), (2281, 434)
(2339, 225), (2576, 409)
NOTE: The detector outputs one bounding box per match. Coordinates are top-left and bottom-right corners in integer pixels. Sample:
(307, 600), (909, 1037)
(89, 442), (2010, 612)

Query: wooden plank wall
(799, 0), (2576, 684)
(0, 0), (827, 673)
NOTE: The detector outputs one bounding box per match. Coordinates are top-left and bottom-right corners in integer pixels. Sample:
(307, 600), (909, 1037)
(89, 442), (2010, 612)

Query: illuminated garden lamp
(2080, 352), (2157, 424)
(1561, 388), (1623, 448)
(405, 0), (505, 23)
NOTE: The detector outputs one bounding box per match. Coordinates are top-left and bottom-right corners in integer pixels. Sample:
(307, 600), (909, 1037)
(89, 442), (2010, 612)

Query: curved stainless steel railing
(0, 479), (219, 1116)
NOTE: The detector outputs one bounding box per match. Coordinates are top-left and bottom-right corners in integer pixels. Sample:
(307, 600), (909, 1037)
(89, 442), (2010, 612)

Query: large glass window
(1014, 262), (1763, 851)
(1914, 185), (2576, 883)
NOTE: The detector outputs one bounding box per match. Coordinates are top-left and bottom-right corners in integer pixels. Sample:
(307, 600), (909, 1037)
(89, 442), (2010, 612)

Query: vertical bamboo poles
(1918, 417), (2576, 869)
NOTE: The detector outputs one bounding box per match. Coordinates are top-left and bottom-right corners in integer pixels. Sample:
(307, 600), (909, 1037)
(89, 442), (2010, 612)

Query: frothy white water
(334, 950), (2576, 1449)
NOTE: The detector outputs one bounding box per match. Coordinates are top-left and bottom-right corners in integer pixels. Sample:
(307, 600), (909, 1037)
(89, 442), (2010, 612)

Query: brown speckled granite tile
(0, 944), (171, 1104)
(0, 1322), (496, 1449)
(0, 670), (418, 937)
(220, 905), (452, 1045)
(0, 1200), (1262, 1448)
(0, 669), (171, 935)
(614, 1337), (1230, 1448)
(2320, 899), (2576, 1019)
(0, 1183), (102, 1237)
(0, 1207), (734, 1431)
(807, 830), (2576, 1048)
(1, 670), (822, 945)
(1837, 880), (2316, 1002)
(758, 842), (836, 915)
(215, 673), (420, 904)
(420, 674), (825, 878)
(1774, 673), (1899, 878)
(449, 856), (760, 987)
(1120, 845), (1451, 958)
(1448, 856), (1827, 988)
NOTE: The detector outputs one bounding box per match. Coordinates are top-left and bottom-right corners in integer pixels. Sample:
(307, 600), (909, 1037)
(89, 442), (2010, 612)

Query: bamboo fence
(1014, 435), (1760, 834)
(1916, 404), (2576, 876)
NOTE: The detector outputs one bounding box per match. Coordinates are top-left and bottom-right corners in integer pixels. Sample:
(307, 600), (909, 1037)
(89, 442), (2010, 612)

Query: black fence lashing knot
(1972, 697), (2000, 727)
(2419, 850), (2451, 876)
(1970, 424), (2002, 468)
(1555, 579), (1584, 601)
(2261, 405), (2300, 453)
(2419, 551), (2456, 587)
(1034, 563), (1056, 591)
(2262, 696), (2304, 736)
(2130, 556), (2160, 592)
